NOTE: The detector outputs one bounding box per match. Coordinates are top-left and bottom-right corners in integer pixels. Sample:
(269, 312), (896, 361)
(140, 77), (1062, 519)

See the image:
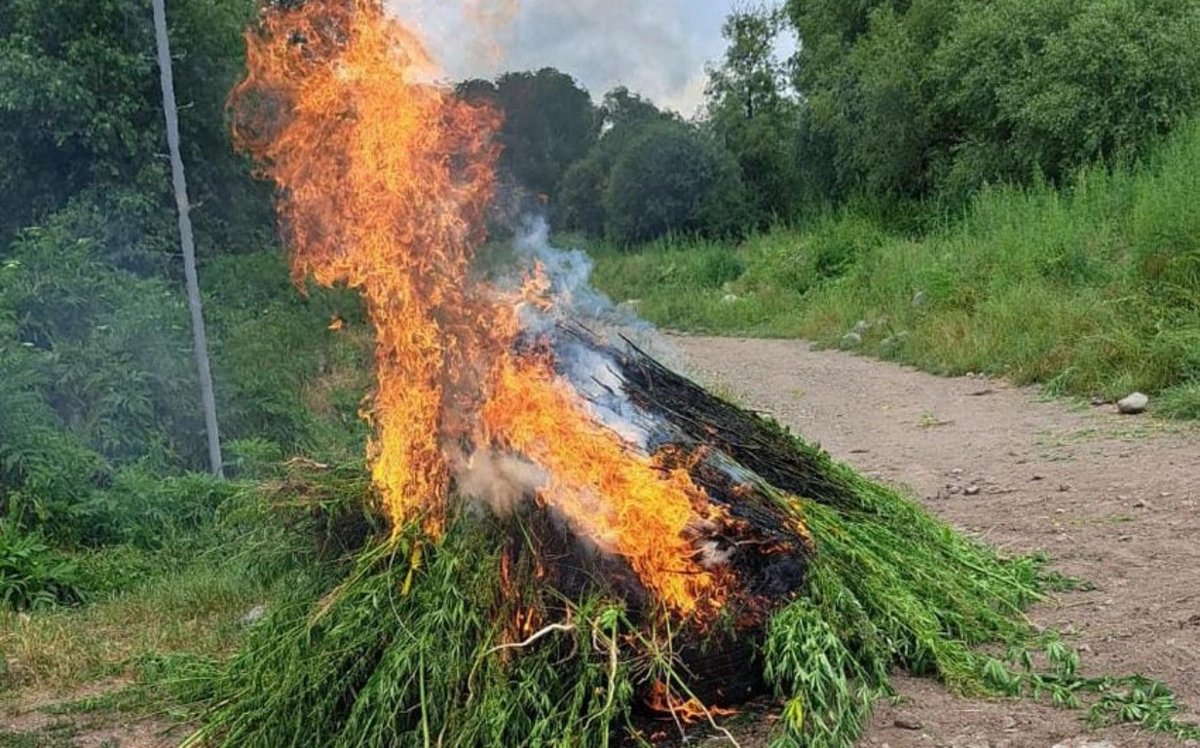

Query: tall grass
(590, 117), (1200, 413)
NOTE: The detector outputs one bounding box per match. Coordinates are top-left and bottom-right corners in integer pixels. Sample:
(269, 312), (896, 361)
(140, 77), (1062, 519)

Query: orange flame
(232, 0), (725, 617)
(647, 681), (739, 725)
(481, 355), (724, 616)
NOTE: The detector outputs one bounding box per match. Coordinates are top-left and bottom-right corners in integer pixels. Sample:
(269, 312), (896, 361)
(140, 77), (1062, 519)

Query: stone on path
(1117, 392), (1149, 415)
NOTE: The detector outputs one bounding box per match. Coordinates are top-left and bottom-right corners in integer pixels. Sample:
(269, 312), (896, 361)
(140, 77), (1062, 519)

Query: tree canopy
(705, 5), (809, 225)
(785, 0), (1200, 201)
(458, 68), (600, 201)
(0, 0), (267, 261)
(605, 121), (749, 246)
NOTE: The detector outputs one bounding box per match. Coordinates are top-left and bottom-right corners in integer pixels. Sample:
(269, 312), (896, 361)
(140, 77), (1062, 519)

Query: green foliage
(786, 0), (1200, 201)
(0, 0), (267, 253)
(605, 122), (749, 245)
(458, 69), (600, 201)
(0, 0), (301, 553)
(0, 522), (84, 611)
(929, 0), (1200, 200)
(0, 243), (369, 550)
(590, 116), (1200, 413)
(89, 470), (241, 552)
(3, 207), (204, 468)
(202, 250), (371, 463)
(556, 87), (680, 237)
(705, 7), (809, 225)
(190, 526), (635, 748)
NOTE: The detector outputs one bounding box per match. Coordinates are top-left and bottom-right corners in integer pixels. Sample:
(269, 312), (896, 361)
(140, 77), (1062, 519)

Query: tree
(705, 5), (808, 224)
(928, 0), (1200, 197)
(459, 68), (599, 200)
(0, 0), (264, 260)
(556, 88), (678, 236)
(598, 86), (677, 132)
(785, 0), (1200, 201)
(604, 122), (749, 245)
(785, 0), (953, 198)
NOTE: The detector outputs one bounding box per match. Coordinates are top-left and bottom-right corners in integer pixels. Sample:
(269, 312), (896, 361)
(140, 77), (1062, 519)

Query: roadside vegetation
(590, 114), (1200, 415)
(582, 0), (1200, 420)
(0, 0), (371, 737)
(4, 0), (1200, 743)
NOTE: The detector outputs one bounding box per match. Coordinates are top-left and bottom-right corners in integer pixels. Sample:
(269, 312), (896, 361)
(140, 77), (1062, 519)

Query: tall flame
(232, 0), (723, 616)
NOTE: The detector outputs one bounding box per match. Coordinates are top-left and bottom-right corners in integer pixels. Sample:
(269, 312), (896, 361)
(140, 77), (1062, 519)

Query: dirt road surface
(672, 336), (1200, 748)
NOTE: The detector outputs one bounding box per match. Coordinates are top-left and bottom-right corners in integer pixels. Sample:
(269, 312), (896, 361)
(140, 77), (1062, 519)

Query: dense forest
(3, 0), (1200, 731)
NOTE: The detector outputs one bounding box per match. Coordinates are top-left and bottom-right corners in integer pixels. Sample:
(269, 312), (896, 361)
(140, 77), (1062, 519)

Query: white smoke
(451, 447), (548, 518)
(503, 218), (659, 447)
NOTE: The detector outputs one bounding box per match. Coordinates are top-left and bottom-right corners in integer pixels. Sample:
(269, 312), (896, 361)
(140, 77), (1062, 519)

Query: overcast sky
(391, 1), (787, 117)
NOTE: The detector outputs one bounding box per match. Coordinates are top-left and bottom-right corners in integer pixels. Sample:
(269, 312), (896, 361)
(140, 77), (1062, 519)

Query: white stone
(1117, 392), (1149, 414)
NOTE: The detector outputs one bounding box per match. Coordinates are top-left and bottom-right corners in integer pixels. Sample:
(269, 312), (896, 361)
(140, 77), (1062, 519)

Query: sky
(390, 0), (783, 117)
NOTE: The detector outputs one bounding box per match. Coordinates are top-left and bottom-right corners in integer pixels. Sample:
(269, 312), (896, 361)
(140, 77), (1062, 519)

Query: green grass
(589, 117), (1200, 411)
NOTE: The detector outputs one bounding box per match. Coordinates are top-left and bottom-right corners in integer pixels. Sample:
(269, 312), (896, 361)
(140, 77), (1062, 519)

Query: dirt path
(672, 335), (1200, 748)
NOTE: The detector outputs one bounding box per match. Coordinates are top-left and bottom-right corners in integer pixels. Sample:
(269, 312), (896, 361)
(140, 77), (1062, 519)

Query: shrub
(787, 0), (1200, 201)
(89, 469), (242, 552)
(604, 122), (749, 246)
(0, 522), (84, 610)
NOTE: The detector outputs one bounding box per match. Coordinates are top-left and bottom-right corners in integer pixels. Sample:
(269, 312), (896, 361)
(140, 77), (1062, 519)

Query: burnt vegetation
(3, 1), (1200, 747)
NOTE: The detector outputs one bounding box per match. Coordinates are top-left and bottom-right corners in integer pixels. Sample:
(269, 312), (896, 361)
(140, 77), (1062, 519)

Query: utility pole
(152, 0), (225, 478)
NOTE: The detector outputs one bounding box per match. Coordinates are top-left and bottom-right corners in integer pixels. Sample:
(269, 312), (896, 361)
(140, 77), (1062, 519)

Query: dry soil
(673, 335), (1200, 748)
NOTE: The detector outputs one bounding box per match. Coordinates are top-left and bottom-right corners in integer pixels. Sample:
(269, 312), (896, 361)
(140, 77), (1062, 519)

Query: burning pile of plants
(186, 2), (1200, 746)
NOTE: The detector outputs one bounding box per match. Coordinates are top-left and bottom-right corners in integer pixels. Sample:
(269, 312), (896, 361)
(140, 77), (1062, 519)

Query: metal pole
(151, 0), (225, 478)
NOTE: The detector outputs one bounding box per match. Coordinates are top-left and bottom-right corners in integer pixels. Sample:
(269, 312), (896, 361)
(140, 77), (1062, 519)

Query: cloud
(391, 0), (735, 114)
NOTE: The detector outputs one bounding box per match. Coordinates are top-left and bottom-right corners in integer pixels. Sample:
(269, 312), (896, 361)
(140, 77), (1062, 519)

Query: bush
(88, 469), (242, 552)
(0, 522), (84, 610)
(604, 122), (749, 246)
(930, 0), (1200, 199)
(1, 205), (204, 469)
(787, 0), (1200, 202)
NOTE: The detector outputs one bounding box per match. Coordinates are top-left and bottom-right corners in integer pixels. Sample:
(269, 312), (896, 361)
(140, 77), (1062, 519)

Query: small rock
(912, 290), (927, 308)
(964, 485), (982, 496)
(1032, 475), (1045, 482)
(1118, 535), (1133, 543)
(1117, 392), (1149, 415)
(951, 468), (964, 476)
(1058, 484), (1071, 492)
(894, 718), (923, 731)
(841, 332), (863, 349)
(854, 319), (870, 335)
(1091, 396), (1109, 407)
(721, 294), (740, 304)
(1000, 716), (1018, 731)
(1133, 499), (1152, 509)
